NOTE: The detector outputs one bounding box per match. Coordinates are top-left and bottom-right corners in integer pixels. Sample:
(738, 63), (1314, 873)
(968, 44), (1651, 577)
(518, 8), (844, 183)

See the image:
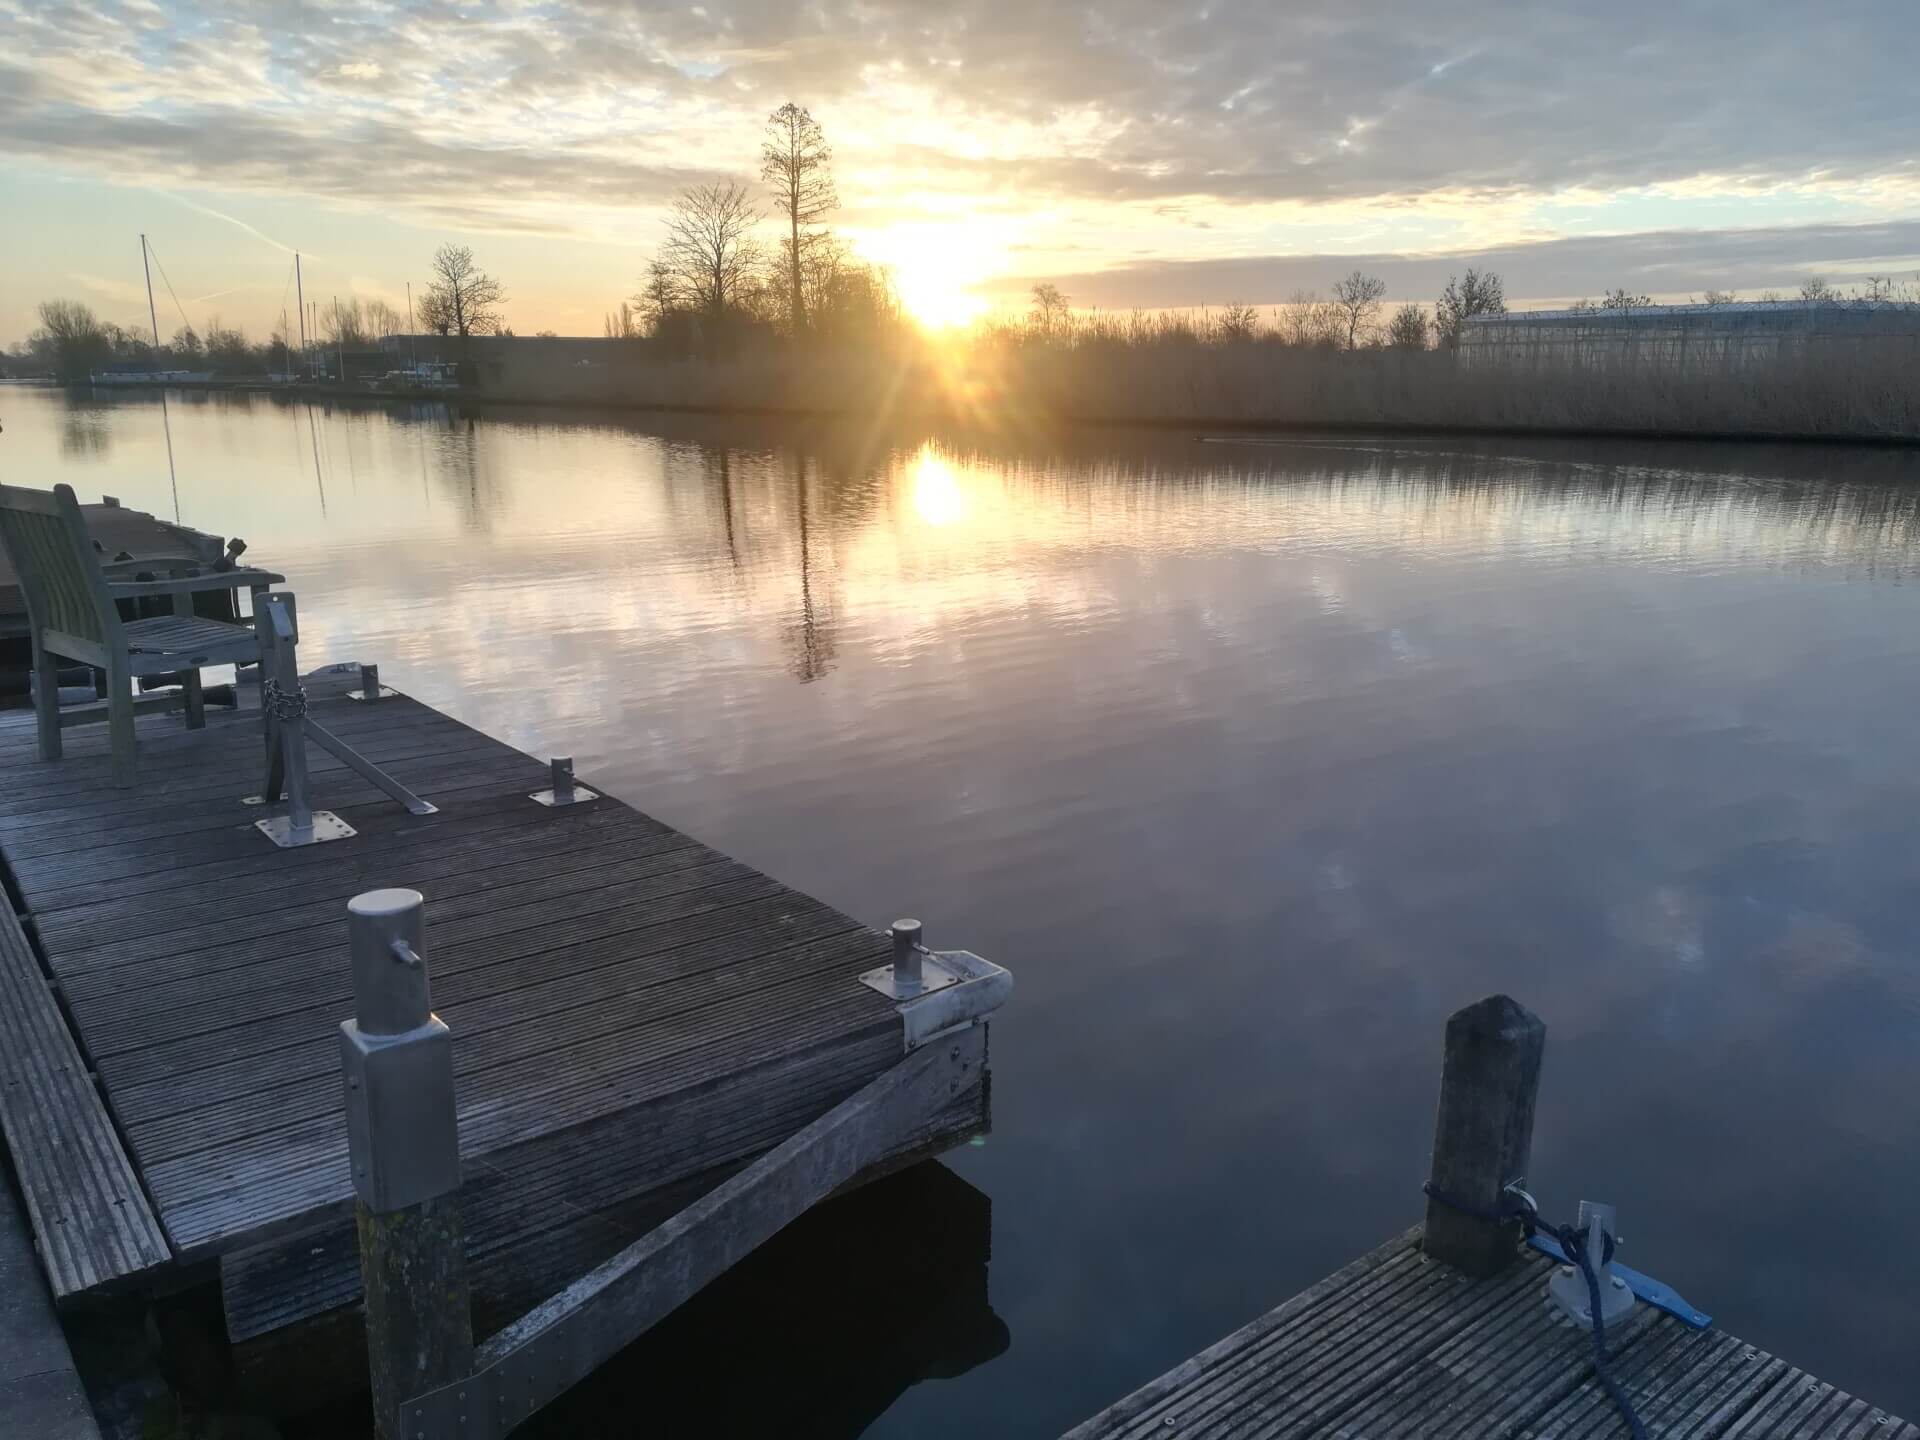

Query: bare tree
(1213, 302), (1260, 343)
(1275, 289), (1342, 348)
(634, 261), (682, 332)
(365, 297), (405, 337)
(604, 300), (642, 339)
(322, 299), (372, 346)
(1855, 274), (1912, 302)
(1331, 270), (1386, 349)
(1602, 287), (1654, 312)
(1028, 282), (1071, 338)
(1386, 303), (1430, 349)
(416, 288), (452, 336)
(1798, 276), (1839, 303)
(423, 244), (507, 338)
(760, 103), (837, 336)
(653, 180), (764, 318)
(1699, 289), (1737, 306)
(1434, 268), (1507, 349)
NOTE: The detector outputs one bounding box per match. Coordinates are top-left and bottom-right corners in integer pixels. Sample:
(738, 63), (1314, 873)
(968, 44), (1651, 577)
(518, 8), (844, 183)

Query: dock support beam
(1422, 994), (1545, 1278)
(339, 889), (472, 1440)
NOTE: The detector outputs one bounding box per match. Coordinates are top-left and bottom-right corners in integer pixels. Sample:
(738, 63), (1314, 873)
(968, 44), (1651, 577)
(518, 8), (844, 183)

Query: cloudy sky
(4, 0), (1918, 342)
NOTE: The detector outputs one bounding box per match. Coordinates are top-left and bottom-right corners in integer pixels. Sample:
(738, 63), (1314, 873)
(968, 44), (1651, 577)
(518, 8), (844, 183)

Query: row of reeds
(471, 327), (1920, 441)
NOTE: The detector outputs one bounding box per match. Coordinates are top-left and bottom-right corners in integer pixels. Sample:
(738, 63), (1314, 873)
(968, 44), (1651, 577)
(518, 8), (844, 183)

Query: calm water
(10, 384), (1920, 1432)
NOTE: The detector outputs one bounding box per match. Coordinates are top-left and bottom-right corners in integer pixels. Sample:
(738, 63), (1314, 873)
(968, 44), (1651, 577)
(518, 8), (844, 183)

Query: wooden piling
(357, 1196), (472, 1439)
(338, 889), (473, 1439)
(1421, 993), (1545, 1277)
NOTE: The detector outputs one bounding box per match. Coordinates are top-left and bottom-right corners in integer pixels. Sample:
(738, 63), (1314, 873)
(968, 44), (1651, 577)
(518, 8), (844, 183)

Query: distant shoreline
(55, 374), (1920, 450)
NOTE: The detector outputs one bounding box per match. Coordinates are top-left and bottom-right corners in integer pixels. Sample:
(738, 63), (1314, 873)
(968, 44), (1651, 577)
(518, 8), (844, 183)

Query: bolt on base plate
(256, 810), (357, 847)
(346, 687), (399, 702)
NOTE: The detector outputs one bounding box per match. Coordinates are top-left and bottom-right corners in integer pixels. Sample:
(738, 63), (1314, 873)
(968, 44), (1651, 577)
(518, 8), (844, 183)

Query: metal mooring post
(1422, 994), (1546, 1277)
(338, 889), (473, 1440)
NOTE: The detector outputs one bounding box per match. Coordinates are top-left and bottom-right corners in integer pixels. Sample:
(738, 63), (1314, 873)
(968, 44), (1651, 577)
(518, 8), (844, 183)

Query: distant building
(1459, 299), (1920, 368)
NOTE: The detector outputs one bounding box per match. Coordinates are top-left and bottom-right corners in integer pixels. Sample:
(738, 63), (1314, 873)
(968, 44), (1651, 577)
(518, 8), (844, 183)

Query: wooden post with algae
(338, 888), (473, 1440)
(1422, 993), (1545, 1278)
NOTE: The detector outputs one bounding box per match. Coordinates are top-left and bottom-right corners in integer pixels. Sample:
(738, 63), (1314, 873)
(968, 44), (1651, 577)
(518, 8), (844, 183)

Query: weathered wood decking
(0, 668), (987, 1345)
(1064, 1227), (1913, 1439)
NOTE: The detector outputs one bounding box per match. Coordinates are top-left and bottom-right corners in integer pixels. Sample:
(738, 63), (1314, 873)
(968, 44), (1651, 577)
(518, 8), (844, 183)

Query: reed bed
(468, 325), (1920, 442)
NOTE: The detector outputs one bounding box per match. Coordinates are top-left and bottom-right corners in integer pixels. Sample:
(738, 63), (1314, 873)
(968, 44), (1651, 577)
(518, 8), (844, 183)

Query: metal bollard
(891, 919), (924, 989)
(531, 754), (593, 806)
(359, 663), (380, 701)
(338, 890), (472, 1440)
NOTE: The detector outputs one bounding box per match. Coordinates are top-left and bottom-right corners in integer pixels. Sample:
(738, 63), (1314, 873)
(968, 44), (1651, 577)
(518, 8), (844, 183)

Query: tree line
(1011, 267), (1510, 352)
(4, 243), (511, 380)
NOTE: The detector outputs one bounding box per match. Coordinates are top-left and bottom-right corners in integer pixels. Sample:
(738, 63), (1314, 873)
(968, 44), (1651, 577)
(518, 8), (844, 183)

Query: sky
(3, 0), (1919, 343)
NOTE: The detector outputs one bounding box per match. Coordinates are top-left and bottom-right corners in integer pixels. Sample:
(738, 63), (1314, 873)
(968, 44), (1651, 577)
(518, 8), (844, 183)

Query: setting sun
(861, 222), (999, 330)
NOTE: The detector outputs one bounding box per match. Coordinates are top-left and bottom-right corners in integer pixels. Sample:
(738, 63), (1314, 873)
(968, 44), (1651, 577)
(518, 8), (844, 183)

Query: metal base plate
(531, 787), (598, 807)
(858, 950), (967, 1002)
(1548, 1263), (1636, 1327)
(347, 687), (400, 702)
(255, 810), (356, 847)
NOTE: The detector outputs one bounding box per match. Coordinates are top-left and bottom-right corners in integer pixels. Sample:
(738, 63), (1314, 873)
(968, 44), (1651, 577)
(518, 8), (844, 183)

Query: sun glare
(862, 222), (997, 330)
(910, 445), (970, 526)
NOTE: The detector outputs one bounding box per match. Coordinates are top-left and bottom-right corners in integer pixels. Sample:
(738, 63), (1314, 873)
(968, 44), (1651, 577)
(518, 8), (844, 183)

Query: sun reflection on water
(910, 444), (971, 527)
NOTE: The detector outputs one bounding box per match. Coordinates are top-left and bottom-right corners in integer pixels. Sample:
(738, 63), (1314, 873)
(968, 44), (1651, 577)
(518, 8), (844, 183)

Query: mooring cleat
(1546, 1200), (1636, 1328)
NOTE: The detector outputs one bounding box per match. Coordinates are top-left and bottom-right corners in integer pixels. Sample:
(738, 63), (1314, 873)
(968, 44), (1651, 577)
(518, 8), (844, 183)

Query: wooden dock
(1065, 997), (1912, 1440)
(1063, 1226), (1913, 1440)
(0, 666), (990, 1358)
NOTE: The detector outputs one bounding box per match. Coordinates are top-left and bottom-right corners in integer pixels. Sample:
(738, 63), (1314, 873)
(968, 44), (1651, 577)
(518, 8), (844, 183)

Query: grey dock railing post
(338, 889), (472, 1440)
(1422, 994), (1545, 1278)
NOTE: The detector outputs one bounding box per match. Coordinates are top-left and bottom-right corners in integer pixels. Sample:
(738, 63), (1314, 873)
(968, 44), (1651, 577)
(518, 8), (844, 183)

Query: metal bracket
(255, 810), (356, 847)
(530, 756), (596, 807)
(347, 662), (398, 701)
(530, 787), (597, 807)
(1540, 1200), (1647, 1331)
(859, 921), (1013, 1051)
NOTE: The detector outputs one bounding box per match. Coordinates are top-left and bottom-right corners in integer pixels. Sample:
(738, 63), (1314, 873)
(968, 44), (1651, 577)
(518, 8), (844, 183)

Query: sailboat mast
(407, 282), (417, 370)
(295, 252), (308, 372)
(140, 233), (161, 349)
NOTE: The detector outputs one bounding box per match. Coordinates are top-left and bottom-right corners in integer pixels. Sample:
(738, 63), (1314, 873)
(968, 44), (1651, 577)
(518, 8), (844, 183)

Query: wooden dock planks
(0, 881), (170, 1300)
(0, 666), (977, 1335)
(1062, 1228), (1915, 1440)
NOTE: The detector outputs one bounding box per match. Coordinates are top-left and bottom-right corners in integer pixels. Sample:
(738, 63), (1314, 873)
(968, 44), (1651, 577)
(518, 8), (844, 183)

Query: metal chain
(261, 677), (309, 721)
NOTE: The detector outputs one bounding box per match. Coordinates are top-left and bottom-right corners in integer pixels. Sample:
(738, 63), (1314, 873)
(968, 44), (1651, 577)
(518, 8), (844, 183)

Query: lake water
(9, 383), (1920, 1433)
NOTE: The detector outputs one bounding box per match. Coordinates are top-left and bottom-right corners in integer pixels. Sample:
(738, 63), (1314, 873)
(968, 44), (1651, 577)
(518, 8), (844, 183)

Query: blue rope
(1423, 1183), (1648, 1439)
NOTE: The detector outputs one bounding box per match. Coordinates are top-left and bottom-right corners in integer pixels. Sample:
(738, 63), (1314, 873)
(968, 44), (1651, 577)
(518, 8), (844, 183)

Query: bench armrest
(106, 568), (285, 599)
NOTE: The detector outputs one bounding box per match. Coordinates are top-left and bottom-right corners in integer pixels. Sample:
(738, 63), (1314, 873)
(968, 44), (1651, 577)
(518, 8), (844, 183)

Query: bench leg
(182, 667), (206, 729)
(30, 636), (61, 762)
(173, 591), (207, 729)
(107, 658), (137, 788)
